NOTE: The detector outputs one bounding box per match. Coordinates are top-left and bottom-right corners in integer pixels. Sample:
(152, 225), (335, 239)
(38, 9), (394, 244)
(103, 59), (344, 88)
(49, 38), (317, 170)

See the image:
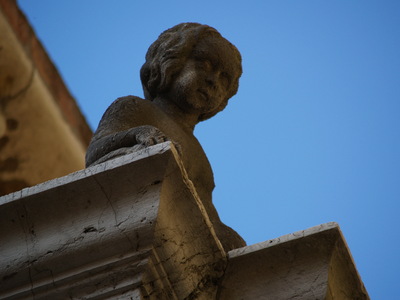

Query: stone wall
(0, 0), (92, 195)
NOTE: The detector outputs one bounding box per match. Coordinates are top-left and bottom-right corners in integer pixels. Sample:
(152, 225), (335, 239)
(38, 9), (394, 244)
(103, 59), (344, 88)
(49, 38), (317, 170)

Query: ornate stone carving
(86, 23), (245, 251)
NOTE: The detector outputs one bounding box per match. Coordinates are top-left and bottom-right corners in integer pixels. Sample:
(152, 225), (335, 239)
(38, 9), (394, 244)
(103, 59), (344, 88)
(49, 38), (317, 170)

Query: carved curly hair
(140, 22), (242, 121)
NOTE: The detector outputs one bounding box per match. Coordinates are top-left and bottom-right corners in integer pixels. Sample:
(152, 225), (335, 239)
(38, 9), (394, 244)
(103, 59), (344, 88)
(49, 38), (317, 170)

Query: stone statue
(85, 23), (245, 251)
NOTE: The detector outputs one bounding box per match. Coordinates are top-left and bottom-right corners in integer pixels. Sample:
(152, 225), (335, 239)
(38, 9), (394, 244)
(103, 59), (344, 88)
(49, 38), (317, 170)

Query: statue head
(140, 23), (242, 121)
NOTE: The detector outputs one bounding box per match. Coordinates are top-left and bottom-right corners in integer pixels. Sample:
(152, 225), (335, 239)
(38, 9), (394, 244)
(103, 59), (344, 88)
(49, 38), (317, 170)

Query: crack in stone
(92, 175), (137, 250)
(27, 235), (85, 267)
(16, 202), (37, 298)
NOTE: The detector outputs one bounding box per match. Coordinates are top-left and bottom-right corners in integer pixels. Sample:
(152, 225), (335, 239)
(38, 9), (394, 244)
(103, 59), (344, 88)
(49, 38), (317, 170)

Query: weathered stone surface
(0, 1), (91, 196)
(0, 142), (225, 299)
(0, 143), (370, 299)
(217, 222), (370, 300)
(86, 23), (245, 252)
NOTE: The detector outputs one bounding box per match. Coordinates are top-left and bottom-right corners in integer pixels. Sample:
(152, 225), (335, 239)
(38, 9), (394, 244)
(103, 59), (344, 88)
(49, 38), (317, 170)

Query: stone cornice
(218, 223), (370, 299)
(0, 142), (225, 299)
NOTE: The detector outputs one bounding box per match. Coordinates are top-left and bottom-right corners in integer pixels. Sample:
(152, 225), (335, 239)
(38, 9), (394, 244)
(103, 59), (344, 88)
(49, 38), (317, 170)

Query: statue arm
(85, 97), (167, 167)
(85, 125), (167, 167)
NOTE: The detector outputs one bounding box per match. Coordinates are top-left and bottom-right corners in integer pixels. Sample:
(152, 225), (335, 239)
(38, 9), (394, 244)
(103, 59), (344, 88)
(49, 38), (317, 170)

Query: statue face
(165, 36), (240, 116)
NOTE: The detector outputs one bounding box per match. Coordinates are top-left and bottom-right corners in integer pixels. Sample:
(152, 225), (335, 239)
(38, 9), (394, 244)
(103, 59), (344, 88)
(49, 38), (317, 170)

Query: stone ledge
(0, 142), (225, 299)
(218, 222), (370, 300)
(0, 142), (370, 299)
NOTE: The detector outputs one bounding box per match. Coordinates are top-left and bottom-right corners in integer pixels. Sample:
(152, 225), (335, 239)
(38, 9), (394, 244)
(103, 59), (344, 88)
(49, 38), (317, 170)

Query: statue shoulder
(93, 96), (151, 140)
(102, 95), (146, 117)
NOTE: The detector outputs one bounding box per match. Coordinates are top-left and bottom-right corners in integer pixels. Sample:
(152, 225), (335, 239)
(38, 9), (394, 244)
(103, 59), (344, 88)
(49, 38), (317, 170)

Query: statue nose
(205, 73), (217, 89)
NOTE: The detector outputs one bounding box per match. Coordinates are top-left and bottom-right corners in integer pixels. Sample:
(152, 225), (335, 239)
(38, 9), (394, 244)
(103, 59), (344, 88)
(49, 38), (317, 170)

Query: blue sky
(18, 1), (400, 298)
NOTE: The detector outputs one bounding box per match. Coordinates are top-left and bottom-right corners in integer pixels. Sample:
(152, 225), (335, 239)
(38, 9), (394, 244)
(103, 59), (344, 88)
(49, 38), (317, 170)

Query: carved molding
(218, 223), (370, 299)
(0, 143), (369, 299)
(0, 142), (225, 299)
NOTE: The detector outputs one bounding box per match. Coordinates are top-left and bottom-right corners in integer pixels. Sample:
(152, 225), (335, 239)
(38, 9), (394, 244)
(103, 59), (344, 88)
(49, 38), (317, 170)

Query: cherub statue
(86, 23), (245, 251)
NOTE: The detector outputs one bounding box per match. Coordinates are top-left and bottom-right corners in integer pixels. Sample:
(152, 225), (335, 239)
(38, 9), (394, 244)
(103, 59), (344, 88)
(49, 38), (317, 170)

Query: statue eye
(194, 59), (212, 71)
(220, 72), (230, 89)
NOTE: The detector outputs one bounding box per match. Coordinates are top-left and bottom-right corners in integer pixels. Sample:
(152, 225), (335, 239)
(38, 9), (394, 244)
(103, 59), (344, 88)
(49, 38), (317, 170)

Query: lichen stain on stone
(0, 136), (9, 151)
(6, 118), (18, 131)
(83, 226), (98, 233)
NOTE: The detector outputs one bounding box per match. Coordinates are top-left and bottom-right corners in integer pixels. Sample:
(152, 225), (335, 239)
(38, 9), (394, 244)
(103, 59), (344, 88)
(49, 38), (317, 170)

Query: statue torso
(93, 96), (215, 203)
